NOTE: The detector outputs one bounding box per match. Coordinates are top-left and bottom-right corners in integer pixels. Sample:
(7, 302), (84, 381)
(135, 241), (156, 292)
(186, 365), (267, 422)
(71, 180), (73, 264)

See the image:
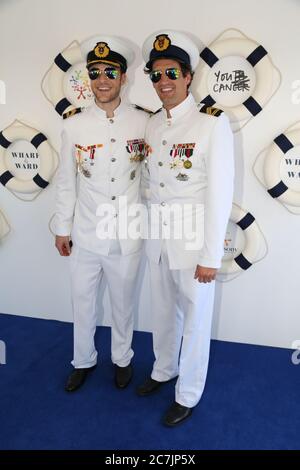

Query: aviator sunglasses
(88, 67), (120, 80)
(149, 67), (181, 83)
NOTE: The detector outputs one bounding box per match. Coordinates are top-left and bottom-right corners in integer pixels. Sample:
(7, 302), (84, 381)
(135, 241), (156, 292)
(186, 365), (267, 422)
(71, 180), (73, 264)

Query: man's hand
(55, 235), (72, 256)
(194, 265), (217, 283)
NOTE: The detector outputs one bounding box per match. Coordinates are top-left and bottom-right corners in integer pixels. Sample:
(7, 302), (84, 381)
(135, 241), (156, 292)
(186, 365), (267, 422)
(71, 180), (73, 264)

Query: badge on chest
(75, 144), (103, 177)
(126, 139), (147, 162)
(169, 143), (195, 180)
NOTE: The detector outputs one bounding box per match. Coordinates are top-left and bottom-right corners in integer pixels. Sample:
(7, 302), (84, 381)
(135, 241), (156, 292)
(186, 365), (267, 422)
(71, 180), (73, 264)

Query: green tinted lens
(105, 67), (119, 79)
(166, 68), (180, 80)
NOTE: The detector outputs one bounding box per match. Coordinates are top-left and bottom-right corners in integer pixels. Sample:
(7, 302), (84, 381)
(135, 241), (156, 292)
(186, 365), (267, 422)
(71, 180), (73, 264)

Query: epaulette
(62, 108), (85, 119)
(134, 105), (162, 116)
(199, 105), (223, 117)
(134, 104), (154, 115)
(62, 107), (83, 120)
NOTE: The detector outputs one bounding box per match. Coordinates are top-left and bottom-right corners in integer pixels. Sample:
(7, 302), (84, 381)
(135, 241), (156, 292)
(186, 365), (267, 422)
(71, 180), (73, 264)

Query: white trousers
(70, 241), (141, 369)
(149, 243), (215, 408)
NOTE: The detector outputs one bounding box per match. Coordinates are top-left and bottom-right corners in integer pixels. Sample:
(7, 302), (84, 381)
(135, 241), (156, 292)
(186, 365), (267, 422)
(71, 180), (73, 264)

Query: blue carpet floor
(0, 313), (299, 450)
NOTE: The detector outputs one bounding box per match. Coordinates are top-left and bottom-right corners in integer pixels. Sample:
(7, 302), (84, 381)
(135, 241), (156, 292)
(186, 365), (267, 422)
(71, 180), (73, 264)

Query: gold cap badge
(94, 42), (110, 58)
(153, 34), (171, 52)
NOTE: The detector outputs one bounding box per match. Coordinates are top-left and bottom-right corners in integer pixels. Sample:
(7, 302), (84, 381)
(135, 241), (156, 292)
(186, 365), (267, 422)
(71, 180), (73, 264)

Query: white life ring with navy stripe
(191, 29), (280, 126)
(42, 41), (91, 119)
(0, 120), (57, 194)
(219, 204), (266, 276)
(264, 129), (300, 207)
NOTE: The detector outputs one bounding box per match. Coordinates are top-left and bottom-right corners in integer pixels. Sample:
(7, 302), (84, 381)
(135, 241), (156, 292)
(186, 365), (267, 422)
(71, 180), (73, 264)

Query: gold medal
(184, 160), (192, 169)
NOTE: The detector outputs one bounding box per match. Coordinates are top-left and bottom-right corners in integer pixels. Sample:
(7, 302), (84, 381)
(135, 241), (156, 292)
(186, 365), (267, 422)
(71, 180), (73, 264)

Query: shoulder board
(62, 107), (83, 120)
(199, 105), (223, 117)
(133, 105), (162, 116)
(134, 104), (154, 115)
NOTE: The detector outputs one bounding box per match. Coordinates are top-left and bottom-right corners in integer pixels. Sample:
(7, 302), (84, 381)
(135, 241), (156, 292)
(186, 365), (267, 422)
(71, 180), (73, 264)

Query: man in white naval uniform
(54, 36), (149, 392)
(137, 30), (234, 426)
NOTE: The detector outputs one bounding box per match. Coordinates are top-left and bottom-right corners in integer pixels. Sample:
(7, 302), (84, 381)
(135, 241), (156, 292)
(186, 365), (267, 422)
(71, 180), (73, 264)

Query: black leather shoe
(136, 377), (166, 396)
(163, 401), (193, 427)
(65, 365), (97, 392)
(115, 364), (133, 389)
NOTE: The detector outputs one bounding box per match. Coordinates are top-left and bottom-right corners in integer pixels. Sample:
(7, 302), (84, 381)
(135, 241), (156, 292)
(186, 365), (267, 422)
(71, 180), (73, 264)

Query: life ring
(219, 204), (265, 275)
(0, 120), (57, 194)
(192, 29), (280, 124)
(0, 209), (10, 240)
(42, 41), (90, 119)
(263, 129), (300, 207)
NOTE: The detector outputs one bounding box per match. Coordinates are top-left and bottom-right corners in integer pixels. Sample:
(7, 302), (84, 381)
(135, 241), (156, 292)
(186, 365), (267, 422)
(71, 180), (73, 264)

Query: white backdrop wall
(0, 0), (300, 349)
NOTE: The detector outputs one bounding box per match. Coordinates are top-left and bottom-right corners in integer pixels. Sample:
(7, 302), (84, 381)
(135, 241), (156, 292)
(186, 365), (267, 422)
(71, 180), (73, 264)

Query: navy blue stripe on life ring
(55, 98), (72, 116)
(201, 95), (216, 107)
(200, 47), (219, 68)
(0, 132), (12, 149)
(237, 212), (255, 230)
(0, 170), (14, 186)
(243, 96), (262, 116)
(33, 174), (49, 189)
(234, 253), (252, 270)
(31, 133), (47, 149)
(274, 134), (294, 154)
(246, 45), (268, 67)
(267, 180), (288, 198)
(54, 53), (72, 72)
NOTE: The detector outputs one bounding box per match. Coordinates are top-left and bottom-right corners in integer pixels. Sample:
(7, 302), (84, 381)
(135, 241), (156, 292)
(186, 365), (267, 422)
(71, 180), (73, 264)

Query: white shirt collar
(91, 98), (126, 119)
(162, 93), (195, 121)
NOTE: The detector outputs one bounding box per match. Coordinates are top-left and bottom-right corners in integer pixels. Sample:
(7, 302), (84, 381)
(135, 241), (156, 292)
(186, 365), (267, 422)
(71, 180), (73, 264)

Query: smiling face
(150, 58), (191, 110)
(89, 62), (126, 106)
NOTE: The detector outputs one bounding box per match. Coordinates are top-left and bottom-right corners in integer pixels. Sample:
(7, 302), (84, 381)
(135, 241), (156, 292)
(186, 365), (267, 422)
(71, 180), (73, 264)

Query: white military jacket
(54, 101), (149, 255)
(144, 93), (234, 270)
